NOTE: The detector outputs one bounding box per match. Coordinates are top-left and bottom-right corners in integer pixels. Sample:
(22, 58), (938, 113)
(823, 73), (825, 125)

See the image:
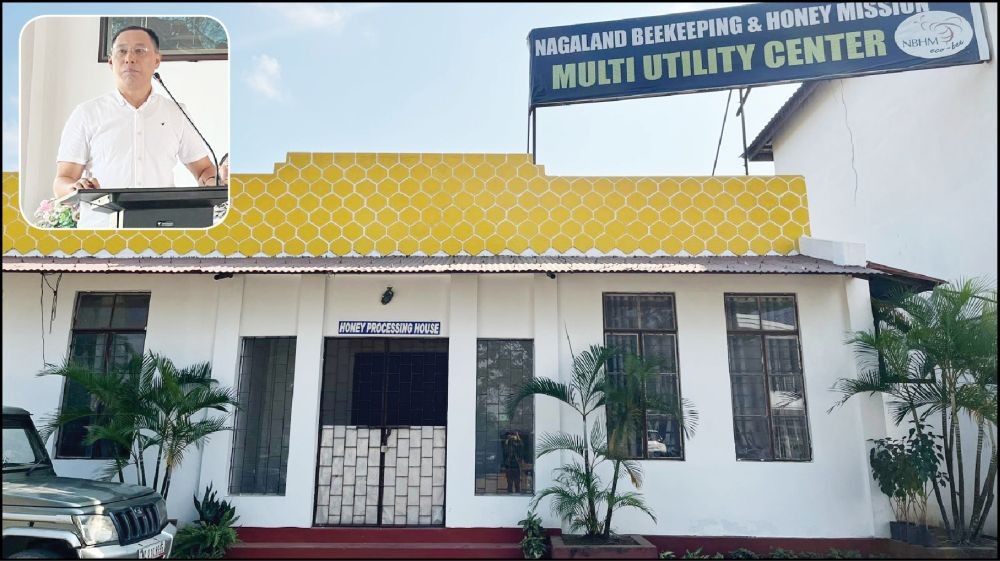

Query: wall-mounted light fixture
(546, 272), (556, 279)
(213, 273), (234, 281)
(381, 286), (394, 305)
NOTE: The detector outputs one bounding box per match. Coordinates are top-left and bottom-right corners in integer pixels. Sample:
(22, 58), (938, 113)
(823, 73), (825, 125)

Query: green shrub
(827, 549), (862, 559)
(517, 509), (548, 559)
(170, 485), (240, 559)
(762, 548), (828, 559)
(171, 515), (238, 559)
(728, 547), (760, 559)
(680, 548), (723, 559)
(659, 552), (677, 560)
(194, 483), (236, 525)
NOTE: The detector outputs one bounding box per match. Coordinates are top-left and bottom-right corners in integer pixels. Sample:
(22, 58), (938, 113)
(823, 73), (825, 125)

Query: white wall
(2, 271), (885, 537)
(554, 273), (880, 538)
(771, 3), (997, 282)
(198, 273), (329, 528)
(1, 272), (222, 524)
(323, 274), (452, 337)
(445, 273), (566, 528)
(770, 5), (998, 536)
(18, 16), (230, 221)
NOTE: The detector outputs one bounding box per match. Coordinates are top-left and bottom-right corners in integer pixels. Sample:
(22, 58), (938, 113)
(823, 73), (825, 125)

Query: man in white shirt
(53, 26), (226, 227)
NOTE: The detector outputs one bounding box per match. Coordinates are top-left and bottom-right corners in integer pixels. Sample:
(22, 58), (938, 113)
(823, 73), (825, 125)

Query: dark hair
(111, 25), (160, 51)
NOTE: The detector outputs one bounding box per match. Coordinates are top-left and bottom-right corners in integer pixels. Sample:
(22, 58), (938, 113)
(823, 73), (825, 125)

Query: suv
(2, 406), (176, 559)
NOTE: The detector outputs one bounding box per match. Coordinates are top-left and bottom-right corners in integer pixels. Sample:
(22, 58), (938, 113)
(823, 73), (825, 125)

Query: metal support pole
(737, 88), (751, 175)
(526, 108), (532, 155)
(531, 109), (537, 164)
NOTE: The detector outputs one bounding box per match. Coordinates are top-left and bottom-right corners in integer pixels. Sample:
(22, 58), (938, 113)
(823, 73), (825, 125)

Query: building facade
(3, 154), (899, 539)
(744, 3), (997, 282)
(743, 4), (997, 536)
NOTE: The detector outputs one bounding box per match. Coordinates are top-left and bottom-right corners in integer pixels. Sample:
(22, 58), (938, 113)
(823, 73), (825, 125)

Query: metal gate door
(315, 338), (448, 526)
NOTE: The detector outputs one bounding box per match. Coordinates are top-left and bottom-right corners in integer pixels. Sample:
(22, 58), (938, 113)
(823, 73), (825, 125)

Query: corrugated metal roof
(866, 261), (945, 297)
(743, 82), (821, 162)
(2, 255), (882, 277)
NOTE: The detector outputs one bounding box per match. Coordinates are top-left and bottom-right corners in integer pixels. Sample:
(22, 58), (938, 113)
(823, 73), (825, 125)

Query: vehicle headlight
(154, 498), (168, 529)
(73, 514), (119, 546)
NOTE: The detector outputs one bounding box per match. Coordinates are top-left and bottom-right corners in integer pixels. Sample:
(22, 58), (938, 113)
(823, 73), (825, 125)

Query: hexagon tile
(2, 153), (810, 257)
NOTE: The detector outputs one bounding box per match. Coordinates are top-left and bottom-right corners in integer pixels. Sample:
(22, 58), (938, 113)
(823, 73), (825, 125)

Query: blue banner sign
(528, 2), (990, 107)
(338, 321), (442, 336)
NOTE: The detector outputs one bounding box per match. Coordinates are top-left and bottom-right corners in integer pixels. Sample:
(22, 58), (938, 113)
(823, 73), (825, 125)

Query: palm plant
(37, 353), (158, 484)
(601, 354), (698, 537)
(141, 355), (237, 499)
(39, 351), (238, 499)
(830, 279), (997, 543)
(510, 342), (697, 539)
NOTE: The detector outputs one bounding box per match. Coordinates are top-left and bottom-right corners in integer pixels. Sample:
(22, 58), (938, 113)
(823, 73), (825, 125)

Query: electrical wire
(712, 90), (734, 176)
(39, 273), (63, 367)
(712, 90), (733, 176)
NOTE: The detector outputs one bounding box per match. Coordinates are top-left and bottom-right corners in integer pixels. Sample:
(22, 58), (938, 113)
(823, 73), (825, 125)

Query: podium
(67, 187), (228, 228)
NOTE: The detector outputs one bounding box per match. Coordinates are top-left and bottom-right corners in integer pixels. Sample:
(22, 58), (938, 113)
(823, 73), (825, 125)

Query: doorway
(314, 338), (448, 526)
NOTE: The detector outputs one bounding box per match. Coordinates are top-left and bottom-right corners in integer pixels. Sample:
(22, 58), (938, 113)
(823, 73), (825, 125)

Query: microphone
(153, 72), (221, 187)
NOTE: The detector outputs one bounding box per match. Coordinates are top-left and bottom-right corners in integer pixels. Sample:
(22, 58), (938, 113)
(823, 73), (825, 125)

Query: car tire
(9, 549), (65, 559)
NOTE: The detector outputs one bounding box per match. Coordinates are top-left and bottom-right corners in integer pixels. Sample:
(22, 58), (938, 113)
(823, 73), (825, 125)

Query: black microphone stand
(153, 72), (221, 187)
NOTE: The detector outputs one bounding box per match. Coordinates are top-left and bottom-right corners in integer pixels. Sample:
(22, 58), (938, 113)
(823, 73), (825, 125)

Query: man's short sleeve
(175, 102), (211, 165)
(56, 106), (90, 165)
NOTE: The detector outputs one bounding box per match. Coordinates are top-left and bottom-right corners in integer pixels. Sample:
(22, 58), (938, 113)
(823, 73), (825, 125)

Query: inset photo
(20, 15), (230, 229)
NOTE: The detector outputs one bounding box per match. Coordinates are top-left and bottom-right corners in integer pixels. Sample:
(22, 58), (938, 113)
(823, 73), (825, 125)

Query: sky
(1, 2), (798, 177)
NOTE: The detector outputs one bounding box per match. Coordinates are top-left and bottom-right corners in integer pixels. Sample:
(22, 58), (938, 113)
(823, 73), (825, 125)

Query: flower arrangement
(213, 201), (229, 225)
(34, 197), (79, 228)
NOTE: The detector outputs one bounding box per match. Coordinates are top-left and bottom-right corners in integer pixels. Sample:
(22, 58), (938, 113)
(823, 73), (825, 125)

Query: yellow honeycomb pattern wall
(2, 153), (810, 257)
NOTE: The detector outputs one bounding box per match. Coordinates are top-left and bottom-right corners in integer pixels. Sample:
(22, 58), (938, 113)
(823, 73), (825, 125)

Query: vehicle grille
(110, 503), (160, 545)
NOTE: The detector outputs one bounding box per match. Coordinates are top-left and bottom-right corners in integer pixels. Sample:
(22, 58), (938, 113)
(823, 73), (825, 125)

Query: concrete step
(236, 526), (528, 544)
(227, 541), (523, 559)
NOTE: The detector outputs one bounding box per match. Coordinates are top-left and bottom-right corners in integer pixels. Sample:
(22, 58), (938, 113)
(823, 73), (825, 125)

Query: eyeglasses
(111, 46), (152, 59)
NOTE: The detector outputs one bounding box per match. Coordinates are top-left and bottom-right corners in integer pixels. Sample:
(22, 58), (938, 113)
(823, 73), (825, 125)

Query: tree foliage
(831, 278), (997, 543)
(510, 341), (697, 539)
(38, 351), (238, 499)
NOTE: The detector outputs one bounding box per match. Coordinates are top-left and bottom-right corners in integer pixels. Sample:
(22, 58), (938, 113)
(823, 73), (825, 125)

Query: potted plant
(34, 197), (79, 228)
(509, 342), (697, 558)
(518, 508), (548, 559)
(868, 420), (946, 546)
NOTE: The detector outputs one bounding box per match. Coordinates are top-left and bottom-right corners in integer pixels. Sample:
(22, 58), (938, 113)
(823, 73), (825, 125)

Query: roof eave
(743, 81), (822, 162)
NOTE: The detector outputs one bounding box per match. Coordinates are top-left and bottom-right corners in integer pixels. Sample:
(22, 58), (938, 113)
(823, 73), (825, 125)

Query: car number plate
(138, 540), (166, 559)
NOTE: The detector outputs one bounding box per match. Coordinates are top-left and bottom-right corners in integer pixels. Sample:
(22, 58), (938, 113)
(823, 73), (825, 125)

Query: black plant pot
(906, 524), (936, 547)
(889, 521), (908, 541)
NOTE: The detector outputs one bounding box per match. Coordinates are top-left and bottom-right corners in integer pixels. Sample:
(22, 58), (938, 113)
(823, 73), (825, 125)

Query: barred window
(58, 293), (150, 459)
(475, 340), (534, 495)
(230, 337), (296, 495)
(725, 295), (812, 461)
(603, 293), (684, 460)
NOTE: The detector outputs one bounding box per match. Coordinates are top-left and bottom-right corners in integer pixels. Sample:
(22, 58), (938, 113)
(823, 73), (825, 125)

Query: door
(315, 338), (448, 526)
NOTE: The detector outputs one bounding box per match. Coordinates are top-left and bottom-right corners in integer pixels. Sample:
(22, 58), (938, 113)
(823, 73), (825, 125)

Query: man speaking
(52, 26), (226, 228)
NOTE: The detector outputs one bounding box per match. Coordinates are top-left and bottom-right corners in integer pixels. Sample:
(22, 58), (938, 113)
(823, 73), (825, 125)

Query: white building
(3, 153), (924, 551)
(743, 2), (998, 538)
(744, 3), (997, 282)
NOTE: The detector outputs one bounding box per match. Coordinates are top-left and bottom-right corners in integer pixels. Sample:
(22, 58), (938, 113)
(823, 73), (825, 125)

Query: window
(98, 17), (228, 62)
(4, 416), (49, 467)
(725, 295), (812, 461)
(602, 293), (683, 460)
(475, 340), (534, 495)
(230, 337), (296, 495)
(58, 292), (150, 459)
